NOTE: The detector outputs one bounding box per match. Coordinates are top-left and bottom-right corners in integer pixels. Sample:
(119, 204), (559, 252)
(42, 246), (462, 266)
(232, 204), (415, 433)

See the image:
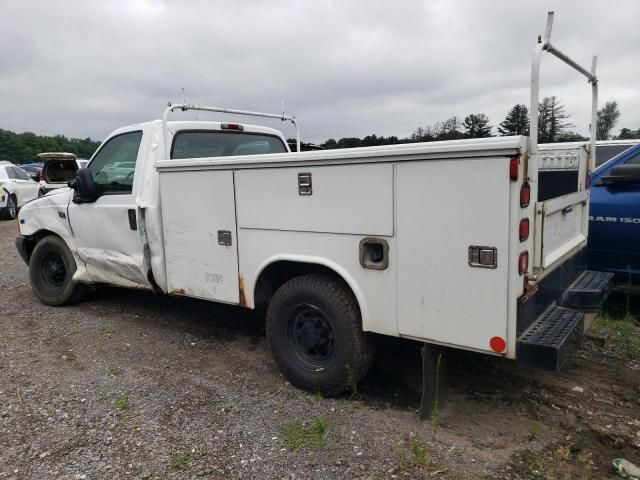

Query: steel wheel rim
(40, 251), (67, 289)
(286, 303), (336, 370)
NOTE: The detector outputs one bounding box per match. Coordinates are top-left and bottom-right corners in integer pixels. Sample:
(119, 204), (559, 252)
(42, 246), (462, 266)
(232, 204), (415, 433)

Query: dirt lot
(1, 219), (639, 480)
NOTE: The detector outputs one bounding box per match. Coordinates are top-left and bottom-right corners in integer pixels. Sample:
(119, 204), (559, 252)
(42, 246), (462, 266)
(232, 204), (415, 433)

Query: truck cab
(588, 143), (640, 278)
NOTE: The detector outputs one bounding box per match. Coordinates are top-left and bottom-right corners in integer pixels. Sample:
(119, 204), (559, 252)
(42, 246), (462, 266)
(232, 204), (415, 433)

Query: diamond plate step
(563, 270), (614, 311)
(517, 304), (584, 371)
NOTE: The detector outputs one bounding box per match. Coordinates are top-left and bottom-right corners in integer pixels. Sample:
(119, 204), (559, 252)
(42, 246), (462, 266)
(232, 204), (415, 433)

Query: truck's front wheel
(266, 274), (374, 395)
(29, 236), (87, 306)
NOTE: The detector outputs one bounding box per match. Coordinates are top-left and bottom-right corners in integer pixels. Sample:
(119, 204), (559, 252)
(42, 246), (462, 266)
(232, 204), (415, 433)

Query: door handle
(127, 209), (137, 230)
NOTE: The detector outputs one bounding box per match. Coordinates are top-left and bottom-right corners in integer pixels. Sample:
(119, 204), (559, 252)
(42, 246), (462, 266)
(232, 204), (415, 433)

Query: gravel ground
(1, 218), (639, 479)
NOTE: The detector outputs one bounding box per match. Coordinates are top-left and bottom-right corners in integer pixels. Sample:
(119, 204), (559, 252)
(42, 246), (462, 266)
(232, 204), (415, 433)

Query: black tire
(1, 195), (17, 220)
(29, 235), (87, 306)
(266, 274), (375, 395)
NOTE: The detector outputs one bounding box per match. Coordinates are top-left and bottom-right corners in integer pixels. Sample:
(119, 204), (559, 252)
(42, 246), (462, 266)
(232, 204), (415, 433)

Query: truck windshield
(171, 131), (287, 159)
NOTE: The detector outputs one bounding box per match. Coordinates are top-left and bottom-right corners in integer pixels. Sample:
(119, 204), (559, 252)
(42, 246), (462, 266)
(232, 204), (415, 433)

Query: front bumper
(15, 235), (31, 264)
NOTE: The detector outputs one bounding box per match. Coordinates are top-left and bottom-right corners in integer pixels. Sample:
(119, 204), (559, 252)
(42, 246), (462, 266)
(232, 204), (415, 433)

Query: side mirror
(70, 167), (98, 203)
(598, 164), (640, 187)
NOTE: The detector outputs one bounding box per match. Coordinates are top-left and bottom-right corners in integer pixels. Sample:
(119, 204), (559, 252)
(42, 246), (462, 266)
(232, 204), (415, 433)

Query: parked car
(588, 143), (640, 278)
(0, 161), (42, 220)
(37, 152), (80, 194)
(20, 163), (44, 182)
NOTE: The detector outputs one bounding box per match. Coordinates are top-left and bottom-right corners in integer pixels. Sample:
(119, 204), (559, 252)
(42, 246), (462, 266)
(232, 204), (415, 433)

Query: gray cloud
(1, 0), (638, 144)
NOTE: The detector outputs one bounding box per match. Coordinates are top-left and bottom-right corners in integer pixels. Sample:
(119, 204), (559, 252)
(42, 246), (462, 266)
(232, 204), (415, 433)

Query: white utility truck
(16, 13), (612, 408)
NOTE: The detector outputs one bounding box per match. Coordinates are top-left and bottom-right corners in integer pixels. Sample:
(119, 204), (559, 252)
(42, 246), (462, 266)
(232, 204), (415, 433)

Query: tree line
(0, 129), (100, 164)
(322, 97), (639, 149)
(1, 98), (638, 162)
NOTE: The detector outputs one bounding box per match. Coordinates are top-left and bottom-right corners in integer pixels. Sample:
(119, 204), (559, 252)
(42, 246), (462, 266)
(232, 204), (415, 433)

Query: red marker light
(490, 336), (506, 353)
(520, 182), (531, 207)
(509, 157), (519, 181)
(519, 218), (530, 242)
(221, 123), (244, 131)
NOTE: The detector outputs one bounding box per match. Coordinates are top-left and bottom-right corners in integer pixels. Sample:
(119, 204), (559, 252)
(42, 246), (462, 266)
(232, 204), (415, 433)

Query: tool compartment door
(396, 158), (510, 352)
(159, 170), (239, 303)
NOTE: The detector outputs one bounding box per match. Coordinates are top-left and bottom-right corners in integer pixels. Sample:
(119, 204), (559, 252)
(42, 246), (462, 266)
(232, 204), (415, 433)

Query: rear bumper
(516, 249), (613, 371)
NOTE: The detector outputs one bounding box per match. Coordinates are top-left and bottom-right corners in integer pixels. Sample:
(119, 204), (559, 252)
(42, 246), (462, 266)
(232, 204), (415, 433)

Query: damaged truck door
(67, 129), (151, 288)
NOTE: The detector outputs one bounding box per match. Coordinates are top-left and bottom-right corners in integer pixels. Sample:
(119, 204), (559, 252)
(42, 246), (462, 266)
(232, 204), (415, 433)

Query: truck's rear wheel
(266, 274), (374, 395)
(29, 235), (87, 306)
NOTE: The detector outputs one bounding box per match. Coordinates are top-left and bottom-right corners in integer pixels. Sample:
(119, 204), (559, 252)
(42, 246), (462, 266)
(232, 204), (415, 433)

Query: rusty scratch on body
(238, 274), (247, 307)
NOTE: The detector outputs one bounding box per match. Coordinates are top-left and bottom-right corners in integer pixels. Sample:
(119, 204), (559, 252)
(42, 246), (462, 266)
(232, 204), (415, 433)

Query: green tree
(0, 128), (100, 163)
(597, 101), (621, 140)
(616, 128), (640, 140)
(538, 96), (573, 143)
(498, 104), (530, 136)
(463, 113), (492, 138)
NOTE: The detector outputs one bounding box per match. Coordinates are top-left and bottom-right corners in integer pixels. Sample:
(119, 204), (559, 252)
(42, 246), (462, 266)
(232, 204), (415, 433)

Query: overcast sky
(1, 0), (639, 143)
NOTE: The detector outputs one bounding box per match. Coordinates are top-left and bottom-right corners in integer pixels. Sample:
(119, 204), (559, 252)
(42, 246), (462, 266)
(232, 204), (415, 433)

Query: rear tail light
(518, 251), (529, 275)
(519, 218), (530, 242)
(509, 157), (519, 181)
(221, 123), (244, 131)
(520, 182), (531, 207)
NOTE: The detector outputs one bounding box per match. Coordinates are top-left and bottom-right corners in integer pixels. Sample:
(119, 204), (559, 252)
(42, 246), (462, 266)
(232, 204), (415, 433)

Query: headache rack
(162, 103), (301, 156)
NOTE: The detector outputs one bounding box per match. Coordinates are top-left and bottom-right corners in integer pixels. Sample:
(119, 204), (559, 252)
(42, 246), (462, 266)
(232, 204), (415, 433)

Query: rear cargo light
(489, 336), (506, 353)
(519, 218), (530, 242)
(509, 157), (519, 181)
(221, 123), (244, 131)
(520, 182), (531, 207)
(518, 251), (529, 275)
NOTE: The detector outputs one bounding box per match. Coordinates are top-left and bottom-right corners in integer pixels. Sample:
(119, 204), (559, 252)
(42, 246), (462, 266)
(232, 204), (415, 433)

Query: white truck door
(67, 130), (151, 289)
(159, 170), (240, 304)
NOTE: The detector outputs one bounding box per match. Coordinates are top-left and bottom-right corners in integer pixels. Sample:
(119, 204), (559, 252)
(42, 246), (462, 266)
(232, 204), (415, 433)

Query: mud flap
(419, 343), (447, 420)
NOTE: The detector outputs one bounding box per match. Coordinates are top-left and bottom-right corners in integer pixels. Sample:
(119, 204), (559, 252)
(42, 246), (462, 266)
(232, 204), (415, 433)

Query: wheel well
(23, 229), (59, 263)
(254, 261), (358, 312)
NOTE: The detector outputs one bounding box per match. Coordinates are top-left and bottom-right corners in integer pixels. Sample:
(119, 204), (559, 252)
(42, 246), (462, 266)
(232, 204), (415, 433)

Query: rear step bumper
(517, 270), (613, 371)
(517, 304), (584, 371)
(562, 270), (614, 311)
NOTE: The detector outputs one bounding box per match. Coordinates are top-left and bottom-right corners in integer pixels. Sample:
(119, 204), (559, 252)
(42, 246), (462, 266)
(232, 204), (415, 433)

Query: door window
(89, 131), (143, 194)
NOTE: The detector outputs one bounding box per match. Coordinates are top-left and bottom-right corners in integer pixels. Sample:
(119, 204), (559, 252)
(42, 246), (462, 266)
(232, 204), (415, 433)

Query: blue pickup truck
(588, 143), (640, 278)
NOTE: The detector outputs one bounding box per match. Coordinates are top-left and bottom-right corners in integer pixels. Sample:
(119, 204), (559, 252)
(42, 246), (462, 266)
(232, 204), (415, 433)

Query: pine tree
(463, 113), (492, 138)
(498, 104), (530, 136)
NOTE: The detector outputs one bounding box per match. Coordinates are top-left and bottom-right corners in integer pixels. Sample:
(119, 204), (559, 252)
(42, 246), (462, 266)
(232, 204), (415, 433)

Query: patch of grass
(411, 439), (429, 467)
(113, 397), (129, 410)
(528, 420), (543, 441)
(345, 364), (360, 401)
(281, 418), (329, 450)
(109, 367), (124, 376)
(397, 438), (430, 471)
(170, 451), (199, 470)
(590, 312), (640, 358)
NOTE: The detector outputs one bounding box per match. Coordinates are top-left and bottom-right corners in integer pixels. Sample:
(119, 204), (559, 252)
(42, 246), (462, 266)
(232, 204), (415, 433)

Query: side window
(6, 166), (19, 179)
(623, 150), (640, 165)
(89, 131), (143, 194)
(13, 167), (30, 180)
